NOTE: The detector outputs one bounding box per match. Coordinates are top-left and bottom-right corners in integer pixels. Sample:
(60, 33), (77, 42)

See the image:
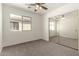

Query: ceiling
(5, 3), (67, 15)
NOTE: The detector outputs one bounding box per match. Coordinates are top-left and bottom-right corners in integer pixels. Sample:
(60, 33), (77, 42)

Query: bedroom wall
(2, 4), (43, 47)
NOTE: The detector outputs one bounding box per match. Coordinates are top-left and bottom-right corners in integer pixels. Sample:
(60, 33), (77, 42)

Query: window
(10, 22), (19, 30)
(10, 14), (32, 31)
(50, 22), (55, 31)
(22, 16), (31, 31)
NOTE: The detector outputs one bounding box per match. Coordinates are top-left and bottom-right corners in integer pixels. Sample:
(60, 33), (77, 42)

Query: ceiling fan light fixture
(35, 5), (39, 10)
(26, 3), (48, 13)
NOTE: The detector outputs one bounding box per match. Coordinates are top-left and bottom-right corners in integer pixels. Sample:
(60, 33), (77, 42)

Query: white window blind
(10, 14), (32, 31)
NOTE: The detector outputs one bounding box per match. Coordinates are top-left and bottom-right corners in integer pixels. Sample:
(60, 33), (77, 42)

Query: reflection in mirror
(49, 10), (78, 50)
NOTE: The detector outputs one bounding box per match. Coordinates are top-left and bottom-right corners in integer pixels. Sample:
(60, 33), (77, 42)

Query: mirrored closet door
(49, 10), (78, 50)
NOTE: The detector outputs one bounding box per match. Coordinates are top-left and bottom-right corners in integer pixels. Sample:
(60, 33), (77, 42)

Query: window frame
(22, 16), (32, 32)
(9, 14), (32, 32)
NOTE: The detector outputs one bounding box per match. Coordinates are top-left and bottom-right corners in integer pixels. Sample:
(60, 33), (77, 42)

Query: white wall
(43, 3), (79, 41)
(42, 15), (49, 41)
(57, 10), (78, 39)
(2, 4), (43, 47)
(0, 3), (2, 52)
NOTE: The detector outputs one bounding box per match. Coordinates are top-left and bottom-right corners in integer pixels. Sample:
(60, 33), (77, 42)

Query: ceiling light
(39, 7), (42, 9)
(35, 5), (39, 10)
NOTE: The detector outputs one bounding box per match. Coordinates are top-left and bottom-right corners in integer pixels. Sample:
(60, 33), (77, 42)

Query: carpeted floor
(0, 39), (78, 56)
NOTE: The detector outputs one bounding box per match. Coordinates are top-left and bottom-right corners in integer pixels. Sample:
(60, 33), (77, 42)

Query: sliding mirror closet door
(57, 10), (78, 50)
(49, 10), (78, 50)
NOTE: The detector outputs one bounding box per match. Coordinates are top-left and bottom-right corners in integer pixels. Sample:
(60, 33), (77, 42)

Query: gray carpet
(0, 39), (78, 56)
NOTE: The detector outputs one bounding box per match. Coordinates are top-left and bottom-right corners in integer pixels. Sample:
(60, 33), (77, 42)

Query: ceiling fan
(25, 3), (48, 12)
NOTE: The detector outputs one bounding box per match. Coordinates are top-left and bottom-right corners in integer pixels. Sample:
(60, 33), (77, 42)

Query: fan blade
(36, 3), (45, 5)
(25, 3), (35, 6)
(30, 4), (36, 6)
(41, 3), (45, 4)
(25, 3), (35, 8)
(41, 6), (48, 10)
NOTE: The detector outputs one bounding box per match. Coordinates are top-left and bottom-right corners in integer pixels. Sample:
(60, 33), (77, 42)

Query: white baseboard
(42, 38), (49, 42)
(3, 38), (44, 47)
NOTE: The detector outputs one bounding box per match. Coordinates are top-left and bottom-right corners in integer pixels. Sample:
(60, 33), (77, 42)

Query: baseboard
(42, 38), (49, 42)
(3, 39), (44, 48)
